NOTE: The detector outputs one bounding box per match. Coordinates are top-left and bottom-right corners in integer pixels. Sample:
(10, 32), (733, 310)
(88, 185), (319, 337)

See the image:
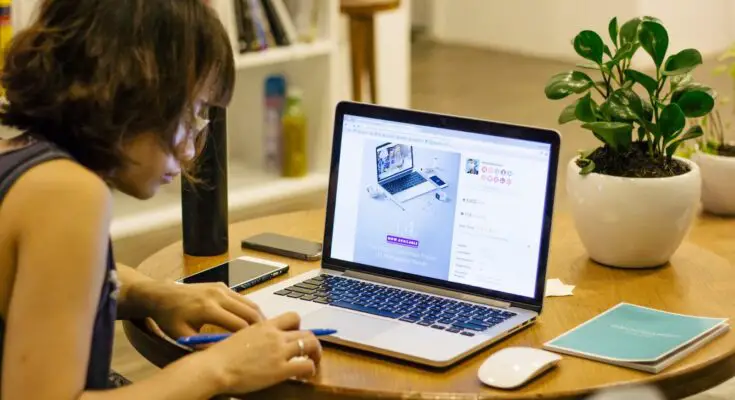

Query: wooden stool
(341, 0), (400, 103)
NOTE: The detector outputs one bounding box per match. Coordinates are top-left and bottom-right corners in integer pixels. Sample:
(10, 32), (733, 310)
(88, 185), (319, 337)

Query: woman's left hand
(139, 281), (265, 339)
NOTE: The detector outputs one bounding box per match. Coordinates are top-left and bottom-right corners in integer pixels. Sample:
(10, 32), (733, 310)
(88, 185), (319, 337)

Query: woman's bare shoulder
(2, 159), (112, 227)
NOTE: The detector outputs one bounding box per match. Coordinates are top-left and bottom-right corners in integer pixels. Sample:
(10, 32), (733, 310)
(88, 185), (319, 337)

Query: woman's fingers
(269, 312), (301, 331)
(206, 307), (250, 332)
(225, 290), (265, 321)
(283, 357), (317, 380)
(285, 333), (322, 363)
(166, 322), (199, 340)
(221, 296), (263, 324)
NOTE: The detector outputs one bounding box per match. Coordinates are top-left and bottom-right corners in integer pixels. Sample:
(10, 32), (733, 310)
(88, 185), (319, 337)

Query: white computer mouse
(477, 347), (562, 389)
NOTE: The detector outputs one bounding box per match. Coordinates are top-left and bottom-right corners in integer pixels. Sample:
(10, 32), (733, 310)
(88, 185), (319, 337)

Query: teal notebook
(543, 303), (729, 373)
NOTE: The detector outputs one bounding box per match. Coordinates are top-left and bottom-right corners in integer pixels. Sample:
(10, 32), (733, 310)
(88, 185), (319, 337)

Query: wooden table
(131, 209), (735, 399)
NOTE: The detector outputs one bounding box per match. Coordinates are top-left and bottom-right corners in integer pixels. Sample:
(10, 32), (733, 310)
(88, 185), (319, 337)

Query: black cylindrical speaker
(182, 106), (229, 256)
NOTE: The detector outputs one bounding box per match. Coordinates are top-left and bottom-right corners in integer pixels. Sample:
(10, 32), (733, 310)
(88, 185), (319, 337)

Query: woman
(0, 0), (321, 398)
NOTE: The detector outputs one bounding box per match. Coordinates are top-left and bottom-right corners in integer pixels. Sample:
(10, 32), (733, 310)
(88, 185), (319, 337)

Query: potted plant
(544, 16), (715, 268)
(685, 48), (735, 215)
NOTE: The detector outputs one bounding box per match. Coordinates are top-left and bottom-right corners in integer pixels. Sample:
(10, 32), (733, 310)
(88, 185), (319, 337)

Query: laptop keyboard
(273, 274), (517, 337)
(382, 172), (427, 195)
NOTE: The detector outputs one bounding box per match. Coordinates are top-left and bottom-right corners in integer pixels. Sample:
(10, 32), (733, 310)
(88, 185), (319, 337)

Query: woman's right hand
(199, 312), (323, 394)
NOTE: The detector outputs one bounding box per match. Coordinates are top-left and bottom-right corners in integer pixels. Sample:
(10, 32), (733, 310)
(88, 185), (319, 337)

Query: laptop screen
(328, 113), (553, 300)
(376, 143), (414, 181)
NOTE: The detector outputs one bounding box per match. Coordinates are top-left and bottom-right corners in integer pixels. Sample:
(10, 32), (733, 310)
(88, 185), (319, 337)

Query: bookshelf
(13, 0), (340, 239)
(234, 39), (334, 69)
(111, 0), (340, 239)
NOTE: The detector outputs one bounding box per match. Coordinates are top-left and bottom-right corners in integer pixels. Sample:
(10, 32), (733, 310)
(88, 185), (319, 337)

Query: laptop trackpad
(301, 308), (399, 342)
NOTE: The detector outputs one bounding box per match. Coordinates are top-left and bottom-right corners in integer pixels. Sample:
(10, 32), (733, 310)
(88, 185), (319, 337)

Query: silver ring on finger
(297, 339), (305, 358)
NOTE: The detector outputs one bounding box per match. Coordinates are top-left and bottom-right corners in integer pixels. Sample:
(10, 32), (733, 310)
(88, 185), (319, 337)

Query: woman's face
(111, 105), (205, 200)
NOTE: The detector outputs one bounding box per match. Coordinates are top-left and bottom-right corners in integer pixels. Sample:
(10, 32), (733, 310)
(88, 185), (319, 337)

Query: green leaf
(609, 17), (619, 47)
(666, 125), (704, 158)
(558, 99), (581, 124)
(613, 42), (638, 63)
(544, 71), (595, 100)
(580, 159), (596, 175)
(603, 45), (613, 58)
(641, 119), (661, 138)
(574, 93), (599, 123)
(581, 121), (633, 150)
(574, 30), (605, 64)
(600, 88), (644, 122)
(677, 124), (704, 142)
(675, 90), (715, 118)
(663, 49), (703, 76)
(671, 83), (716, 103)
(576, 61), (600, 70)
(619, 17), (642, 46)
(659, 103), (686, 140)
(638, 21), (669, 68)
(670, 73), (693, 91)
(642, 100), (654, 121)
(624, 69), (658, 96)
(637, 126), (647, 141)
(620, 16), (662, 46)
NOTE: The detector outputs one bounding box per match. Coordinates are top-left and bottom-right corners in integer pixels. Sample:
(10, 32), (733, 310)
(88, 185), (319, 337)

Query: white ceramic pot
(692, 151), (735, 216)
(566, 157), (701, 268)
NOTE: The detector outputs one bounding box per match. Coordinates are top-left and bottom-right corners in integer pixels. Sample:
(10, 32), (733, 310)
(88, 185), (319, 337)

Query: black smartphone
(429, 175), (448, 188)
(241, 233), (322, 261)
(177, 257), (289, 291)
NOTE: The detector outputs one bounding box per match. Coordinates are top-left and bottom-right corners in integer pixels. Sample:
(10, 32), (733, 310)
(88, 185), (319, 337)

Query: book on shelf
(284, 0), (320, 43)
(543, 303), (730, 374)
(247, 0), (276, 48)
(233, 0), (319, 54)
(270, 0), (299, 45)
(261, 0), (290, 46)
(233, 0), (257, 53)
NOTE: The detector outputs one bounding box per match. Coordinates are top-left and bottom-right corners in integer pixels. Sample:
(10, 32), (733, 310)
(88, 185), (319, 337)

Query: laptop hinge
(342, 270), (512, 309)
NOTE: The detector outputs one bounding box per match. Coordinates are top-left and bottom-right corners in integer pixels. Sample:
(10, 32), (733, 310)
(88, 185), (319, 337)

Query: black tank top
(0, 140), (119, 390)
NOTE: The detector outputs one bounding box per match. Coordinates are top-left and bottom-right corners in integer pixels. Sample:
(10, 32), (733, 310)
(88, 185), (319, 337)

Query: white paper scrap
(545, 278), (575, 297)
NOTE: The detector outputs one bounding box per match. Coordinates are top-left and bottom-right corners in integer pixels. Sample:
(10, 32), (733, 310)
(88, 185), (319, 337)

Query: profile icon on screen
(465, 158), (479, 175)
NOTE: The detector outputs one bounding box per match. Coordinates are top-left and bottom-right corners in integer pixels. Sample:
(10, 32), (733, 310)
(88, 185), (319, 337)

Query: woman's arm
(82, 312), (322, 400)
(3, 160), (116, 399)
(115, 263), (157, 320)
(115, 264), (264, 339)
(1, 161), (321, 400)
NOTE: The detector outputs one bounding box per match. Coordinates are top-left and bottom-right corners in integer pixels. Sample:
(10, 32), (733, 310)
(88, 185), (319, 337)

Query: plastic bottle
(0, 0), (12, 98)
(264, 74), (286, 172)
(281, 88), (308, 177)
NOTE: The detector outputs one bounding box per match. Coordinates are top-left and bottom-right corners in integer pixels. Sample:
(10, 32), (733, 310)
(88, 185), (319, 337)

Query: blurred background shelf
(234, 40), (335, 69)
(111, 162), (329, 239)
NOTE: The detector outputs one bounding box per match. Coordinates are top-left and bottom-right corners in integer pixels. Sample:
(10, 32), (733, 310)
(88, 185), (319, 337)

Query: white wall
(11, 0), (38, 32)
(428, 0), (735, 66)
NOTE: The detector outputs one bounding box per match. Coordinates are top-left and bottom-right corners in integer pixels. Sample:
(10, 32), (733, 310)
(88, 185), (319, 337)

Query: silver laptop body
(247, 102), (561, 367)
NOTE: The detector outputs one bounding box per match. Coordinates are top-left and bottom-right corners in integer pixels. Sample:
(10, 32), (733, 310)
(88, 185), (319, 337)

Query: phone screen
(180, 259), (283, 287)
(430, 175), (446, 186)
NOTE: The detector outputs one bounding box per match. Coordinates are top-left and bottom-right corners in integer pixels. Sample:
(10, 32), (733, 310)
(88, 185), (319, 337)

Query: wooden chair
(341, 0), (400, 103)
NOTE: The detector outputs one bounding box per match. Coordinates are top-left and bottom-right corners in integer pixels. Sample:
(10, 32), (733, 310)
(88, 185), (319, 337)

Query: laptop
(375, 143), (438, 203)
(247, 102), (561, 367)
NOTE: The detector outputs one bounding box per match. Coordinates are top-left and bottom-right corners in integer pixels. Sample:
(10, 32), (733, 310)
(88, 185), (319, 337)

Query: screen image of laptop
(375, 143), (439, 203)
(247, 102), (560, 367)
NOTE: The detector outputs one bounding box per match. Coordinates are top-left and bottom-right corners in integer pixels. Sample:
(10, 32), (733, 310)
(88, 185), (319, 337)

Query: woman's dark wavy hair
(0, 0), (235, 174)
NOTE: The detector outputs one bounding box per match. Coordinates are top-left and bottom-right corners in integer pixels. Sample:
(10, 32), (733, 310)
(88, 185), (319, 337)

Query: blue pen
(176, 329), (338, 346)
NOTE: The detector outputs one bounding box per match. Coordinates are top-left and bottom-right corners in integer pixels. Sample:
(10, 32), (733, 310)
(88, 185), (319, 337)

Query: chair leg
(349, 17), (367, 102)
(364, 16), (377, 104)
